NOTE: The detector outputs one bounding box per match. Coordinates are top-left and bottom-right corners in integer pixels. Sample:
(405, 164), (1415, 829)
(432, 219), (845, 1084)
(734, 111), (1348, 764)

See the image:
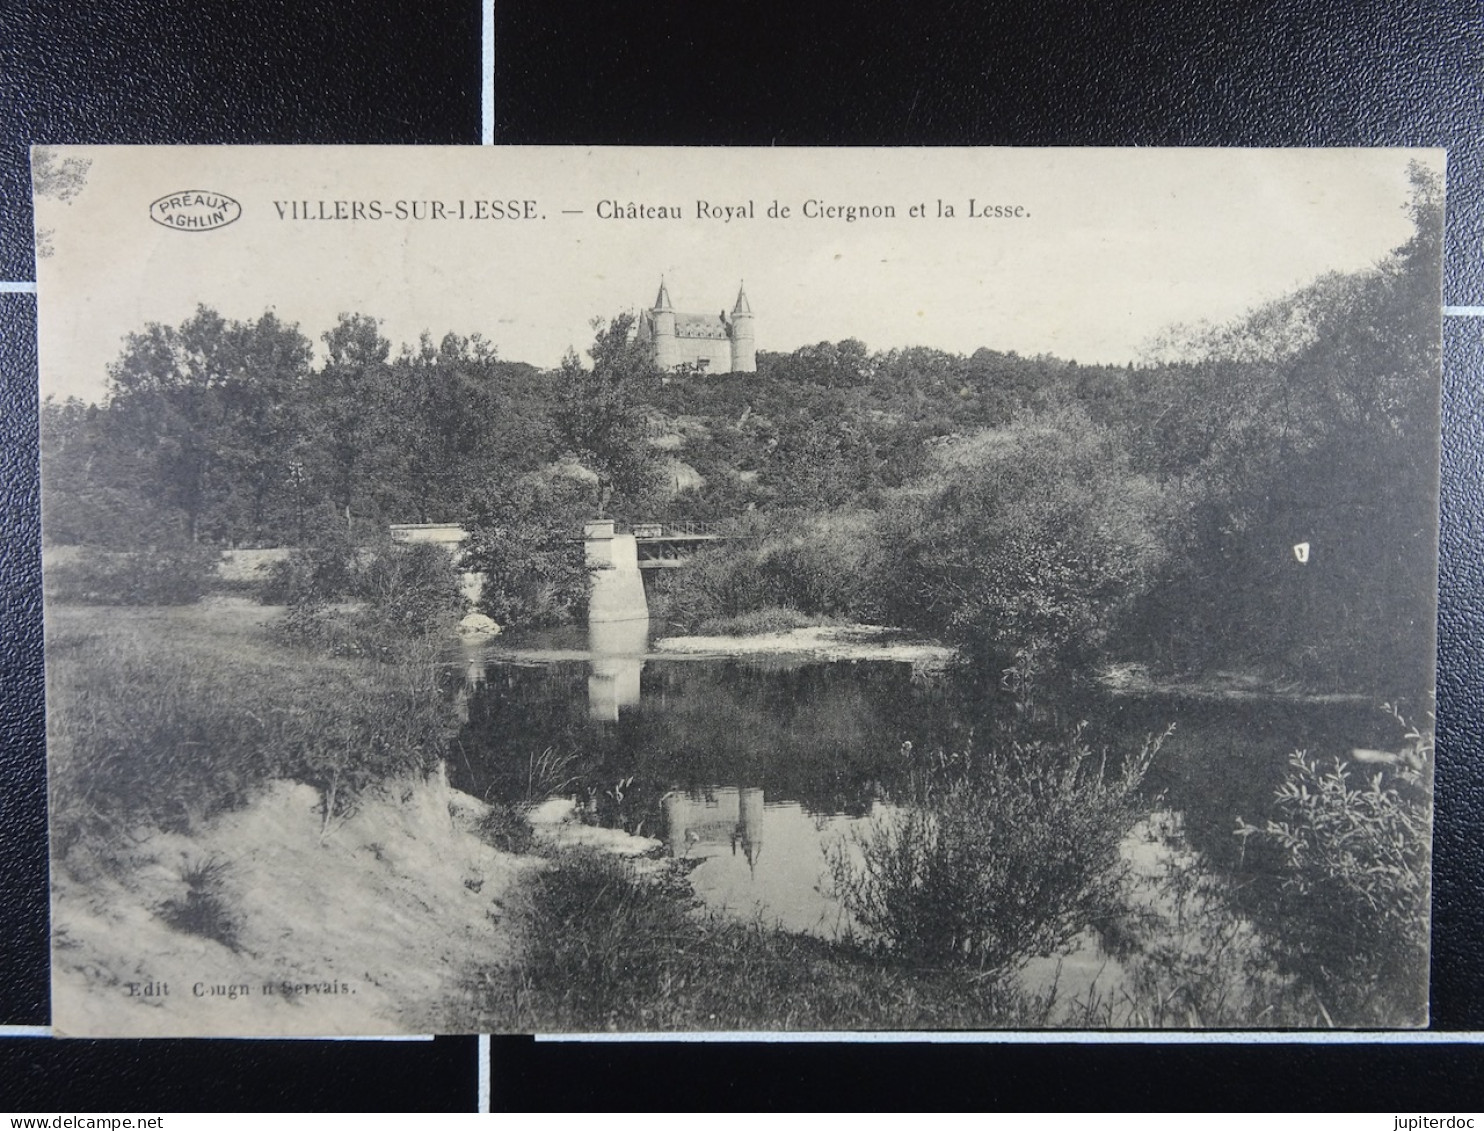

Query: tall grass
(46, 606), (457, 856)
(478, 848), (1057, 1032)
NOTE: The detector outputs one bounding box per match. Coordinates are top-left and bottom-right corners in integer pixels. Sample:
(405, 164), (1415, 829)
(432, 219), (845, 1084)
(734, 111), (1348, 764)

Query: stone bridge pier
(584, 520), (650, 721)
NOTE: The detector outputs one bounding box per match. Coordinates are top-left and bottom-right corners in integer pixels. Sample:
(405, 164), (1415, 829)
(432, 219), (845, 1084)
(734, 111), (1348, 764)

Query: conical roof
(653, 279), (674, 311)
(731, 282), (752, 316)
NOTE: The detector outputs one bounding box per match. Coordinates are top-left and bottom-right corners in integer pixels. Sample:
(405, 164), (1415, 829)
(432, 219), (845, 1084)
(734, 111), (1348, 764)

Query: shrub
(651, 512), (883, 632)
(464, 477), (591, 630)
(257, 530), (358, 605)
(829, 725), (1165, 974)
(1235, 704), (1432, 1026)
(353, 542), (464, 636)
(269, 540), (464, 658)
(694, 606), (824, 636)
(157, 856), (240, 951)
(45, 545), (222, 606)
(875, 407), (1171, 663)
(477, 801), (535, 855)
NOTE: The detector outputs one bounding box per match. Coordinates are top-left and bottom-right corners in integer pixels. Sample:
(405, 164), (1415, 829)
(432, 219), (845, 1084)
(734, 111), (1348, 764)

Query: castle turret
(736, 786), (764, 877)
(650, 279), (678, 370)
(728, 282), (755, 373)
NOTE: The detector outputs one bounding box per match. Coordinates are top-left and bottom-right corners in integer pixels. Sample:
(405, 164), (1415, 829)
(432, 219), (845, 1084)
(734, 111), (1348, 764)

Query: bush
(353, 542), (464, 636)
(829, 725), (1165, 974)
(45, 546), (222, 605)
(1235, 704), (1432, 1025)
(876, 407), (1171, 664)
(694, 606), (825, 636)
(269, 540), (464, 658)
(257, 531), (358, 605)
(464, 478), (591, 630)
(650, 512), (883, 633)
(157, 856), (240, 951)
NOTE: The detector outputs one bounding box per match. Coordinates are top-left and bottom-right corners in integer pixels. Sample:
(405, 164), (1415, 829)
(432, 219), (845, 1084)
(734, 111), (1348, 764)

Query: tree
(306, 313), (394, 531)
(551, 314), (664, 517)
(31, 146), (91, 259)
(103, 306), (313, 545)
(212, 311), (313, 542)
(1122, 164), (1443, 690)
(879, 405), (1171, 669)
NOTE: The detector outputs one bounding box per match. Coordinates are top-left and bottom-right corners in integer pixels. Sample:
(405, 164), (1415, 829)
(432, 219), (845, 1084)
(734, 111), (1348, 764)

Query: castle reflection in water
(585, 615), (767, 875)
(662, 787), (764, 875)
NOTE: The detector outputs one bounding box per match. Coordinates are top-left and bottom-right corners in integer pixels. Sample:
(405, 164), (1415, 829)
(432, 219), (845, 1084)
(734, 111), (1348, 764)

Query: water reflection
(587, 616), (649, 721)
(451, 634), (1402, 985)
(663, 786), (764, 872)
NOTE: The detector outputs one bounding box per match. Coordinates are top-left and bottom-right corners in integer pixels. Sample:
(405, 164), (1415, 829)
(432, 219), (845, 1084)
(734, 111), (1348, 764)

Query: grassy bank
(46, 598), (454, 857)
(45, 595), (540, 1036)
(477, 848), (1057, 1032)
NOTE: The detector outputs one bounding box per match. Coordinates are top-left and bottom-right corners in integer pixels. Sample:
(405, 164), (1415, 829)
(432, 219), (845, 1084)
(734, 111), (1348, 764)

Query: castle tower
(650, 279), (679, 370)
(728, 282), (756, 373)
(736, 787), (764, 877)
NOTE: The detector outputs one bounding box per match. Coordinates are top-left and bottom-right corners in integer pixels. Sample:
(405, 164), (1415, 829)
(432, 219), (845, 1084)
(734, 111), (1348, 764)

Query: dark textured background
(3, 0), (1482, 1110)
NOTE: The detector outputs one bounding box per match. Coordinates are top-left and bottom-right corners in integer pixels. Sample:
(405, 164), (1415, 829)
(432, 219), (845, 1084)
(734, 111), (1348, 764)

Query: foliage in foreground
(47, 608), (457, 855)
(829, 725), (1166, 973)
(478, 849), (1055, 1033)
(1235, 705), (1433, 1026)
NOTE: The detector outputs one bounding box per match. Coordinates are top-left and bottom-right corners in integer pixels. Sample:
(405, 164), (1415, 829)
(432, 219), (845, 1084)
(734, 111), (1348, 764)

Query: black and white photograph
(33, 145), (1443, 1036)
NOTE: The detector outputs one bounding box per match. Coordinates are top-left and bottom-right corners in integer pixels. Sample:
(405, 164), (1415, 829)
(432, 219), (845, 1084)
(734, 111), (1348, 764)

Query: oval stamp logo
(149, 190), (241, 232)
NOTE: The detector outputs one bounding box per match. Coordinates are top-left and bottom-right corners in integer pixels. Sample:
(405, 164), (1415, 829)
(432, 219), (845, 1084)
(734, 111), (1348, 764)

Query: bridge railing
(624, 520), (732, 539)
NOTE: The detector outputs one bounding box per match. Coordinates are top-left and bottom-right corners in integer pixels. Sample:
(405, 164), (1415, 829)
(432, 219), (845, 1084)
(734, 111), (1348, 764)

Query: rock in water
(458, 613), (501, 637)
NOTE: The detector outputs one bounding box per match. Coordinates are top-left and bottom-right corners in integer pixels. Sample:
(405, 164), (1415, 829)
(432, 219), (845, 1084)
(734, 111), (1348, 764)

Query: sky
(33, 146), (1441, 403)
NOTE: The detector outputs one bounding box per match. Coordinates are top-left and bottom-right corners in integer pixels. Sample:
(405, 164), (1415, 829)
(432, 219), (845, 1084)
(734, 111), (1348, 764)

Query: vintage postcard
(33, 146), (1442, 1036)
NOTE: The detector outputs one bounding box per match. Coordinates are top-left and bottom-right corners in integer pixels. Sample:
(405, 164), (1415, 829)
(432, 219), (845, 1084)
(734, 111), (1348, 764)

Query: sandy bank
(52, 766), (539, 1037)
(653, 624), (954, 665)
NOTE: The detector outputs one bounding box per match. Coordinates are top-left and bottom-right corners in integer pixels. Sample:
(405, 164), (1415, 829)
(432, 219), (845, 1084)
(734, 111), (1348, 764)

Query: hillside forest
(41, 166), (1442, 697)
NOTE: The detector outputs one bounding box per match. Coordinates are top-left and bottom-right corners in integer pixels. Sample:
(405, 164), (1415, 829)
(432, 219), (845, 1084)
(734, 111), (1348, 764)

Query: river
(446, 619), (1404, 1016)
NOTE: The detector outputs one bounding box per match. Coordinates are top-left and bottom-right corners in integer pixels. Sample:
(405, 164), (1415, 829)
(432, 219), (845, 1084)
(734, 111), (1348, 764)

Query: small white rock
(458, 613), (502, 637)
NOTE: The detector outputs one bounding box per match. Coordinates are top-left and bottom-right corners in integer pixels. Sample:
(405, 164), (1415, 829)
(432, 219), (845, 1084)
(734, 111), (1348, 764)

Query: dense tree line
(43, 166), (1440, 687)
(42, 312), (555, 548)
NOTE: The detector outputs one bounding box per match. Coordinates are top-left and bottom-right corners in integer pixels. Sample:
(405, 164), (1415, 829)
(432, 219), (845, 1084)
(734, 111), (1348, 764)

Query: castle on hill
(636, 281), (755, 374)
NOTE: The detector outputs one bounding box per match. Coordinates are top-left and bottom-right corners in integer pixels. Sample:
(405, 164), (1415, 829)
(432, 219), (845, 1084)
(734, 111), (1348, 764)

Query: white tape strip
(538, 1029), (1484, 1044)
(482, 0), (495, 144)
(478, 1033), (491, 1112)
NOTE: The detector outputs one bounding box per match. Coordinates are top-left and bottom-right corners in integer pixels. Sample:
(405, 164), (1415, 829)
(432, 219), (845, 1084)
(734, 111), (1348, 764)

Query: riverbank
(1098, 661), (1372, 704)
(53, 767), (535, 1036)
(654, 624), (954, 665)
(45, 598), (538, 1036)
